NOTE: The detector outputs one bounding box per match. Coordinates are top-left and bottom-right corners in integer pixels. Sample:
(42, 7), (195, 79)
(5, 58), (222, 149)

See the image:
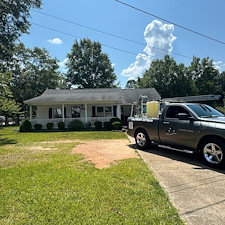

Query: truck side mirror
(178, 113), (192, 120)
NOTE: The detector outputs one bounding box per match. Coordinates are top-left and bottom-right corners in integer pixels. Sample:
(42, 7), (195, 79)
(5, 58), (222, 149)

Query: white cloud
(213, 61), (225, 72)
(59, 58), (68, 67)
(121, 54), (151, 77)
(59, 58), (68, 72)
(48, 38), (63, 45)
(121, 20), (177, 80)
(144, 20), (177, 58)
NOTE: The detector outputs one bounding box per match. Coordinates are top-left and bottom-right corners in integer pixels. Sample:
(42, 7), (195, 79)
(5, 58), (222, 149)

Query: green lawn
(0, 127), (184, 225)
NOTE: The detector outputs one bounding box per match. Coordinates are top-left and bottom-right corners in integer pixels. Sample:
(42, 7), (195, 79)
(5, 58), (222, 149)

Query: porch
(28, 103), (132, 129)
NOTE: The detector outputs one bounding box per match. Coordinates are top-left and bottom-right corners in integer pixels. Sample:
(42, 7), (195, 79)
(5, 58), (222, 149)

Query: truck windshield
(188, 104), (224, 118)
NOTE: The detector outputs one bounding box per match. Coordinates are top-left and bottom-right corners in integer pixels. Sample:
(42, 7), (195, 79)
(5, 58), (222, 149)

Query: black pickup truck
(127, 103), (225, 169)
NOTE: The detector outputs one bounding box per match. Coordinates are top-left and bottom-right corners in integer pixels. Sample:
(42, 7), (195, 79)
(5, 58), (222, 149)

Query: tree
(125, 79), (138, 89)
(11, 43), (62, 109)
(169, 63), (197, 97)
(0, 0), (42, 72)
(0, 72), (20, 125)
(138, 55), (196, 98)
(189, 57), (220, 95)
(218, 71), (225, 93)
(66, 38), (117, 88)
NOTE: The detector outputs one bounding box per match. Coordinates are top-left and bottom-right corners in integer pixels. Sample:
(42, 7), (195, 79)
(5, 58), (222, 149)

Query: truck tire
(200, 138), (225, 169)
(135, 129), (151, 150)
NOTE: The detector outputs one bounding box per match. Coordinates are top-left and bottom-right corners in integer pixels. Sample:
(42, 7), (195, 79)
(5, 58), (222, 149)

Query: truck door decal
(166, 127), (177, 135)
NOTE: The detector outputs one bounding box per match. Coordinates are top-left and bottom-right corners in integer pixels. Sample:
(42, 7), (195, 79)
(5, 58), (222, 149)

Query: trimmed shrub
(105, 118), (123, 130)
(58, 121), (65, 130)
(34, 123), (42, 131)
(94, 121), (102, 130)
(103, 121), (111, 130)
(110, 117), (122, 125)
(86, 122), (92, 129)
(68, 119), (84, 131)
(112, 121), (122, 130)
(46, 122), (54, 130)
(20, 119), (32, 132)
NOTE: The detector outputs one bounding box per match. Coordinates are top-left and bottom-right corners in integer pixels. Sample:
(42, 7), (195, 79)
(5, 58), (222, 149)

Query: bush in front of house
(103, 121), (111, 130)
(58, 121), (65, 130)
(20, 119), (32, 132)
(110, 117), (122, 125)
(109, 118), (123, 130)
(68, 119), (84, 131)
(86, 122), (92, 130)
(94, 121), (102, 130)
(112, 121), (122, 130)
(34, 123), (42, 131)
(46, 122), (54, 130)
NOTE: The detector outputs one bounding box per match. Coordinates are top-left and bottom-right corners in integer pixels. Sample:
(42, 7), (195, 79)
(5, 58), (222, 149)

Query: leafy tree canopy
(125, 79), (138, 89)
(66, 38), (117, 88)
(10, 43), (62, 107)
(0, 0), (42, 71)
(136, 55), (221, 98)
(0, 72), (20, 123)
(189, 56), (220, 95)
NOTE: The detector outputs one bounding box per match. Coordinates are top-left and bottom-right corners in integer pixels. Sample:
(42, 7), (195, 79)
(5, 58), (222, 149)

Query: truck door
(159, 105), (198, 148)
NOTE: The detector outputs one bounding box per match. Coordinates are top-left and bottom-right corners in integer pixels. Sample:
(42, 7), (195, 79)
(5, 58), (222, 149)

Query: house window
(97, 107), (104, 117)
(105, 106), (112, 117)
(95, 106), (113, 117)
(72, 106), (81, 118)
(53, 108), (62, 118)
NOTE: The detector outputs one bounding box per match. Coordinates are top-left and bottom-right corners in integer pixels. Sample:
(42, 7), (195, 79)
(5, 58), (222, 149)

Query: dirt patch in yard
(72, 139), (139, 169)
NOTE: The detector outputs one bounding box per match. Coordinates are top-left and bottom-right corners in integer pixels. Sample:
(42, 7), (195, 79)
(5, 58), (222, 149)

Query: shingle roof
(24, 88), (161, 106)
(121, 88), (161, 104)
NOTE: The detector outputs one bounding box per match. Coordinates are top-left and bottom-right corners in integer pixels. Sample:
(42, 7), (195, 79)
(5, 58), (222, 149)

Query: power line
(115, 0), (225, 45)
(32, 10), (143, 46)
(31, 10), (192, 59)
(32, 23), (138, 56)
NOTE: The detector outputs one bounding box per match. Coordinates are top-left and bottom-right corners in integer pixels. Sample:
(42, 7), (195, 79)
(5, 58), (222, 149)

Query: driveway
(128, 137), (225, 225)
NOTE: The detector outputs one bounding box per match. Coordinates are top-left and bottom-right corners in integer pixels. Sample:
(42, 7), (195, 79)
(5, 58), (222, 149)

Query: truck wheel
(135, 129), (151, 150)
(200, 138), (225, 169)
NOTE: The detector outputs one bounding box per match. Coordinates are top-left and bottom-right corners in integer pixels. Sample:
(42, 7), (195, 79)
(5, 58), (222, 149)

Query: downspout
(62, 104), (65, 123)
(29, 106), (32, 122)
(85, 104), (88, 124)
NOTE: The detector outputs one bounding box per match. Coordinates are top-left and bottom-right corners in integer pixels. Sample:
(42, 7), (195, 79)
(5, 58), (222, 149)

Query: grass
(0, 127), (184, 225)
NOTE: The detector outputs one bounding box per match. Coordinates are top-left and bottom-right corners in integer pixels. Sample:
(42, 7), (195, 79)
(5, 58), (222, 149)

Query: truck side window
(166, 106), (189, 119)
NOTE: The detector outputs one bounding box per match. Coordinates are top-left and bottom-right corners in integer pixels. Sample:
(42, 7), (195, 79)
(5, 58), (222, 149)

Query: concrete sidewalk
(129, 137), (225, 225)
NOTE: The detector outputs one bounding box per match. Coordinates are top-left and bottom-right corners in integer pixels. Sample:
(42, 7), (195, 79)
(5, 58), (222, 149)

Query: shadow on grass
(0, 138), (17, 146)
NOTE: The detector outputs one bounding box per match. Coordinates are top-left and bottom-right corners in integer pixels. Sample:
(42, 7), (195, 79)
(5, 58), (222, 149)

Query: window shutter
(113, 106), (117, 117)
(92, 106), (96, 116)
(49, 108), (52, 119)
(64, 107), (67, 118)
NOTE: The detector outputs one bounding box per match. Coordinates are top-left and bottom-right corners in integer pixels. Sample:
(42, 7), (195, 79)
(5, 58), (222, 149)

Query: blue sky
(20, 0), (225, 87)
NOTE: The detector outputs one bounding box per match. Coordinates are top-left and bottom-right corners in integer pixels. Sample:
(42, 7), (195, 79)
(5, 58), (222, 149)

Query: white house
(24, 88), (161, 128)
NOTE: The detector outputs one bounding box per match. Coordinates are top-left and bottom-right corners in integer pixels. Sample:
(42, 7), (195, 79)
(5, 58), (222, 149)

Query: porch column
(116, 105), (121, 119)
(62, 104), (65, 122)
(29, 106), (32, 121)
(85, 104), (88, 124)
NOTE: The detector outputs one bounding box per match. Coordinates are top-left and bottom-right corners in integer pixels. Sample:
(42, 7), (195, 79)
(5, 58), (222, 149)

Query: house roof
(121, 88), (161, 104)
(24, 88), (161, 106)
